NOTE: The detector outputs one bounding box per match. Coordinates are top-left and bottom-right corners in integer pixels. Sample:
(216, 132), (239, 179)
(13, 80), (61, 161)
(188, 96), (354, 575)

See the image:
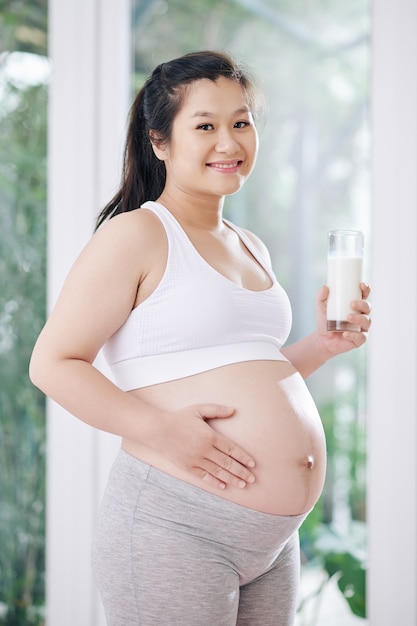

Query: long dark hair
(95, 50), (261, 229)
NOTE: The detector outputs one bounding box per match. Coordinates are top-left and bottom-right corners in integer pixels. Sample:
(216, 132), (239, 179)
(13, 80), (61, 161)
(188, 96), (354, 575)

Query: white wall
(368, 0), (417, 623)
(47, 1), (131, 624)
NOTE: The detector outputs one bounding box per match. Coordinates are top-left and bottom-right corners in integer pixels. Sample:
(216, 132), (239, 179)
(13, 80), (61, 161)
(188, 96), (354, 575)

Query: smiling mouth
(206, 160), (242, 170)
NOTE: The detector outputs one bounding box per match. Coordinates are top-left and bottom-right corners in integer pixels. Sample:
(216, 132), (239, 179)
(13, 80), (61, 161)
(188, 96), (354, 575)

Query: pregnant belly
(125, 360), (327, 515)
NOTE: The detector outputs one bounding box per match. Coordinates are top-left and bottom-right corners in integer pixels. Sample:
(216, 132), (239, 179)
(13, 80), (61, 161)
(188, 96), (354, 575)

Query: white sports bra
(102, 201), (292, 390)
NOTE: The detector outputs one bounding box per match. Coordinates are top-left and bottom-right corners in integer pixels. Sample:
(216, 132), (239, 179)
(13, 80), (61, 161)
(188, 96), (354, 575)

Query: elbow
(28, 344), (50, 393)
(28, 349), (43, 391)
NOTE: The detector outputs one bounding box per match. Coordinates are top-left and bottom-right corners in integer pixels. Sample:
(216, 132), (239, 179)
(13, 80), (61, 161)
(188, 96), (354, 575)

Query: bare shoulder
(39, 208), (167, 359)
(88, 208), (165, 268)
(95, 207), (165, 248)
(239, 226), (272, 266)
(63, 207), (167, 309)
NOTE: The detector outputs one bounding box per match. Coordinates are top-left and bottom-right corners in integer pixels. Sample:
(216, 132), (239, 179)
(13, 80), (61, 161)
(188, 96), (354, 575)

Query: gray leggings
(92, 450), (308, 626)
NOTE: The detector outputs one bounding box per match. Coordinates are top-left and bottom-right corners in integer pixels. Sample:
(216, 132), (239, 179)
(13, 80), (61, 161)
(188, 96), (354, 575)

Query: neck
(157, 190), (225, 230)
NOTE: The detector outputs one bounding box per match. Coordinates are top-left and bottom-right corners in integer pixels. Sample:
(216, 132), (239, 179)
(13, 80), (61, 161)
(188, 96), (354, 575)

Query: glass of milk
(327, 230), (363, 332)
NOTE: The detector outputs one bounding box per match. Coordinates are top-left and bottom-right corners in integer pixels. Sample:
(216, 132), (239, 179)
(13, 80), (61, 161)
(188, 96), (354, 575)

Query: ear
(149, 130), (169, 161)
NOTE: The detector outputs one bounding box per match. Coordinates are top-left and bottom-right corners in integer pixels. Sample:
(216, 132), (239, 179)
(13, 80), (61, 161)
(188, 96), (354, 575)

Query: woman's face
(154, 77), (259, 202)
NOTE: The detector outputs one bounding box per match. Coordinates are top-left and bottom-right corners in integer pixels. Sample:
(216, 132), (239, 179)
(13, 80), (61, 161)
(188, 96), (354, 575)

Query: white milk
(327, 256), (362, 329)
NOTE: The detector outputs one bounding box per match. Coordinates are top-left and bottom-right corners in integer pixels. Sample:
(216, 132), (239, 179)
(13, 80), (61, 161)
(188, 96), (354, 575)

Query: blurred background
(1, 0), (371, 624)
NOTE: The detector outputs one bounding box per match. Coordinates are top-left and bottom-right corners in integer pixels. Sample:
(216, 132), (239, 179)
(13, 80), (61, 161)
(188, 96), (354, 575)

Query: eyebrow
(191, 106), (251, 118)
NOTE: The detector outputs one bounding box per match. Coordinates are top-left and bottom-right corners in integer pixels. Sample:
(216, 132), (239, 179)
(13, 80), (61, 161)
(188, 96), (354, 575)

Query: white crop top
(102, 201), (292, 390)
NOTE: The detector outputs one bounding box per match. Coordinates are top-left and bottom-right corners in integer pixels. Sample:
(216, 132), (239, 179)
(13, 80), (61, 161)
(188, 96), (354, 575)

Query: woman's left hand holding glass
(316, 282), (372, 357)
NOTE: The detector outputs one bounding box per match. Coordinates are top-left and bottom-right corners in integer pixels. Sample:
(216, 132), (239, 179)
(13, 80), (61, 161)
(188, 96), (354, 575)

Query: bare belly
(123, 360), (327, 515)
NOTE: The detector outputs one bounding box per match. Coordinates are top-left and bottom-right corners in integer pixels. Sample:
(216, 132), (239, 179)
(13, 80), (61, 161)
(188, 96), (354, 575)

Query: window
(131, 1), (370, 622)
(0, 3), (48, 624)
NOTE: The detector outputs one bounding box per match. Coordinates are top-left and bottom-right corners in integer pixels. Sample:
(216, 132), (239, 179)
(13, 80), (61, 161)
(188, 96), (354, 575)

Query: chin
(220, 178), (247, 196)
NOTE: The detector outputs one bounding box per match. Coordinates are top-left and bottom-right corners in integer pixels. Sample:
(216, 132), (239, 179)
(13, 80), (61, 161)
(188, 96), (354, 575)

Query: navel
(304, 455), (314, 470)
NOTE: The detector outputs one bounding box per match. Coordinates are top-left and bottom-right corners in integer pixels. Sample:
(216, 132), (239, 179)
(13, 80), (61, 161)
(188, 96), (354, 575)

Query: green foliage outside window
(0, 1), (48, 623)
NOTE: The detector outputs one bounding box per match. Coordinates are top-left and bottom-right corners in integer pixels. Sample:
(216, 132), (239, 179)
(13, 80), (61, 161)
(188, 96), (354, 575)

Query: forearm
(281, 332), (331, 379)
(29, 357), (161, 444)
(29, 355), (258, 490)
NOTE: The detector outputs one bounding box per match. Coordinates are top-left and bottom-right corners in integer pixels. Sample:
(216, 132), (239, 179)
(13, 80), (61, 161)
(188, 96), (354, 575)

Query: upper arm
(32, 210), (161, 366)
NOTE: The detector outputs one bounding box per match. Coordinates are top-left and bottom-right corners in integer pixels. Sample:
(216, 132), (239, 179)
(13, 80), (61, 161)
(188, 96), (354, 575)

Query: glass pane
(0, 3), (48, 624)
(132, 1), (370, 623)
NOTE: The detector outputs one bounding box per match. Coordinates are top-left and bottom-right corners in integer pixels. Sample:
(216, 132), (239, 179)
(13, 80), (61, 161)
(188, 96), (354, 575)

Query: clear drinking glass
(326, 230), (364, 332)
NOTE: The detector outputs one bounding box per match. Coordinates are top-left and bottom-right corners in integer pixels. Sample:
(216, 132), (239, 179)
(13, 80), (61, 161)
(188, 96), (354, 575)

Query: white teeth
(211, 162), (238, 169)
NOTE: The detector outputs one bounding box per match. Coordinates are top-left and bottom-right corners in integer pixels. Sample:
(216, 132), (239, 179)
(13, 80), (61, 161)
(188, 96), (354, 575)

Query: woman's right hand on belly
(150, 404), (256, 490)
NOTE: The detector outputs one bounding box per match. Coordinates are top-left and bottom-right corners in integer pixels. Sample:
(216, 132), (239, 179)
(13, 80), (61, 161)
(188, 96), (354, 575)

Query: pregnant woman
(29, 50), (371, 626)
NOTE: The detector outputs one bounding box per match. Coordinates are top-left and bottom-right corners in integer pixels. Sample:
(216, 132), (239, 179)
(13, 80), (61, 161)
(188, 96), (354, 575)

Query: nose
(215, 129), (239, 154)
